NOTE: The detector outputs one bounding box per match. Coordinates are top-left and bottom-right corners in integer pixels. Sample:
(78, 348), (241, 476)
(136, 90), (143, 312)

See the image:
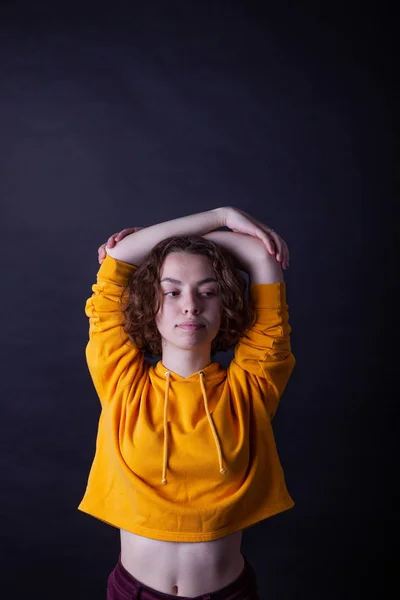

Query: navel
(171, 584), (178, 595)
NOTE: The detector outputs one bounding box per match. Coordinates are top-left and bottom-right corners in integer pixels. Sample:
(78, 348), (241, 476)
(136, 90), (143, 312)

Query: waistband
(111, 553), (259, 600)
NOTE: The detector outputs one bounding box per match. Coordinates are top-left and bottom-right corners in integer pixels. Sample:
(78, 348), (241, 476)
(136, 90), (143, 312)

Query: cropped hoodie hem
(78, 500), (295, 542)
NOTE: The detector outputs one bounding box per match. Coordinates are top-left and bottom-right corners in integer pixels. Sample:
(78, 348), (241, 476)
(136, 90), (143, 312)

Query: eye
(164, 291), (216, 297)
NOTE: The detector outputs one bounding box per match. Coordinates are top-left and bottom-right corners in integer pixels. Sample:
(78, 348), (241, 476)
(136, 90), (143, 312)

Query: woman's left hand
(224, 207), (290, 269)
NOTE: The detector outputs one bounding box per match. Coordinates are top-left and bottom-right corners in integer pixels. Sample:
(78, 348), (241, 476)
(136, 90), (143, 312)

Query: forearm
(203, 231), (284, 284)
(106, 208), (226, 265)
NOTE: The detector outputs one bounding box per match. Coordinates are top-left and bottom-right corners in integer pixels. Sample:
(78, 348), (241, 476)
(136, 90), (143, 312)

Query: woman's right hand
(98, 227), (144, 264)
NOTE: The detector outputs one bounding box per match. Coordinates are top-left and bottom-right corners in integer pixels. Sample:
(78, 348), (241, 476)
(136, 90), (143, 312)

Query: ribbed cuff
(249, 281), (287, 309)
(97, 254), (137, 282)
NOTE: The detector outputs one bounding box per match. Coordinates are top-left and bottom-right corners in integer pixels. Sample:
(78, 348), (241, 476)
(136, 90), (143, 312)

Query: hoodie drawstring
(162, 371), (227, 485)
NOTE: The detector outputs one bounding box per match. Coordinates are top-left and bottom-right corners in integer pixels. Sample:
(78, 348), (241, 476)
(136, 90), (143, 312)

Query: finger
(106, 233), (120, 248)
(270, 233), (283, 262)
(281, 239), (290, 268)
(114, 228), (137, 241)
(257, 230), (276, 255)
(253, 224), (276, 255)
(267, 231), (288, 267)
(98, 245), (106, 264)
(255, 223), (277, 255)
(265, 230), (282, 257)
(115, 227), (134, 242)
(258, 225), (289, 268)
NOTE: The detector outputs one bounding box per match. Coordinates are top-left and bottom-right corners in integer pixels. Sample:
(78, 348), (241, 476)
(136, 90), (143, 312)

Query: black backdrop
(0, 2), (395, 598)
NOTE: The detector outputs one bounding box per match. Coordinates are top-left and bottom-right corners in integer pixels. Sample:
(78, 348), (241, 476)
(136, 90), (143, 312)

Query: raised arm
(201, 232), (294, 420)
(85, 258), (147, 407)
(105, 208), (227, 265)
(102, 206), (288, 270)
(202, 231), (284, 284)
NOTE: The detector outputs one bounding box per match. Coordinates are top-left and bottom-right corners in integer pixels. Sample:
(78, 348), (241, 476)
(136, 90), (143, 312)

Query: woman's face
(156, 252), (222, 353)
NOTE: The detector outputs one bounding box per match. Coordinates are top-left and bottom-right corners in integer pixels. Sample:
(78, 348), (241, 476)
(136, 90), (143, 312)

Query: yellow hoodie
(78, 255), (296, 542)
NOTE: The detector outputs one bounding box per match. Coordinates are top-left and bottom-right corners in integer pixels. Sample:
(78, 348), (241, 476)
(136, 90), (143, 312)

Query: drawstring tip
(162, 478), (167, 485)
(220, 467), (227, 475)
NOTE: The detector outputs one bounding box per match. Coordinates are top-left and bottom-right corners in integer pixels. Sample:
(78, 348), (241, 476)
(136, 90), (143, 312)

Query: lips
(178, 322), (204, 330)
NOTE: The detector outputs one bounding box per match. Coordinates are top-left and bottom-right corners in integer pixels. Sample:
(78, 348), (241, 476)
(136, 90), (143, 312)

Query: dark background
(0, 1), (395, 598)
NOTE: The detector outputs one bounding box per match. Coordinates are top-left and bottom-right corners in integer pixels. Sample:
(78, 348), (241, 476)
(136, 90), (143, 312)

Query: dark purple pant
(107, 554), (261, 600)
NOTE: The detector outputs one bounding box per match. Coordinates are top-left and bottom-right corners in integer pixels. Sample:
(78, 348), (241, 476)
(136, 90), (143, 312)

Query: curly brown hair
(120, 235), (255, 357)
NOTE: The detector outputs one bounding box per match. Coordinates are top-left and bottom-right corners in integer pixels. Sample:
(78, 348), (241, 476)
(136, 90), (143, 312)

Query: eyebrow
(160, 277), (218, 285)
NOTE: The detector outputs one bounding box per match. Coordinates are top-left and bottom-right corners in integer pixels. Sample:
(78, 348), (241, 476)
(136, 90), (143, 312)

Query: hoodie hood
(153, 360), (227, 485)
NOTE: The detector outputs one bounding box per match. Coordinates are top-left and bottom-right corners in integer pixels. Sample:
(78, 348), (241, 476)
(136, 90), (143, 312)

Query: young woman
(79, 206), (295, 599)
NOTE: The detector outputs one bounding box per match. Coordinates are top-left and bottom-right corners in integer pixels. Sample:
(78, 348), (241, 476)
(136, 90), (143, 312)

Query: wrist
(210, 207), (229, 228)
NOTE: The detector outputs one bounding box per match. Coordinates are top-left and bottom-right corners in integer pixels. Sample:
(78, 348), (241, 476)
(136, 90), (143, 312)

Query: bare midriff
(120, 529), (245, 597)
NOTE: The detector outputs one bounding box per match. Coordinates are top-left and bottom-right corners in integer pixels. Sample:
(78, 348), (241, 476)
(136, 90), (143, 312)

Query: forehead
(160, 252), (215, 279)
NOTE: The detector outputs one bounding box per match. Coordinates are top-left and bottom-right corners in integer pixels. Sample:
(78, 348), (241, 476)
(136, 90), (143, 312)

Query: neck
(161, 346), (212, 379)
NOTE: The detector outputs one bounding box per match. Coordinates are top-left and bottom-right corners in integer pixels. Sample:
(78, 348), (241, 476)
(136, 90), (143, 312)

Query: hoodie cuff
(97, 254), (137, 283)
(249, 281), (287, 309)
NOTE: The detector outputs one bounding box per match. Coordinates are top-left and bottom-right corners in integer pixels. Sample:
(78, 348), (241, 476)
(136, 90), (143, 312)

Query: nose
(184, 303), (200, 314)
(184, 306), (199, 314)
(182, 291), (201, 314)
